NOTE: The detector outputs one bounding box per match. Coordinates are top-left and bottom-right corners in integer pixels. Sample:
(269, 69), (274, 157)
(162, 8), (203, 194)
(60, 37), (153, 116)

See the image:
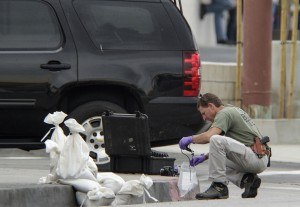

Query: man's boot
(241, 173), (261, 198)
(195, 182), (228, 200)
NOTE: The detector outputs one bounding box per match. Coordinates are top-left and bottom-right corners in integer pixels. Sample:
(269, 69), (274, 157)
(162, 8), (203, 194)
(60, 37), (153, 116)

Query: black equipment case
(102, 111), (175, 174)
(102, 111), (152, 156)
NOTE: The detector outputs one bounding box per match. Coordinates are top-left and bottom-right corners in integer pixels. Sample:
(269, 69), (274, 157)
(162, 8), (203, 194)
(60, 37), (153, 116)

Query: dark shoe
(217, 39), (230, 44)
(196, 182), (229, 200)
(217, 39), (236, 45)
(200, 4), (207, 20)
(241, 173), (261, 198)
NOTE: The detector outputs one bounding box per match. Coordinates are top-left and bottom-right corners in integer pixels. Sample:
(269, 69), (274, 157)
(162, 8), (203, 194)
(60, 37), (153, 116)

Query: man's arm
(191, 127), (222, 144)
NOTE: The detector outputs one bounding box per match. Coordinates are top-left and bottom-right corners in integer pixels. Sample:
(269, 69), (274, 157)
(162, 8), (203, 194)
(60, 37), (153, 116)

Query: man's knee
(210, 135), (226, 146)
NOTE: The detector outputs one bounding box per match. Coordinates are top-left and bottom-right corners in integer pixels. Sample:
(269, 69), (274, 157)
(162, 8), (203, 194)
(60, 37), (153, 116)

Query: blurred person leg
(201, 0), (236, 44)
(227, 7), (237, 43)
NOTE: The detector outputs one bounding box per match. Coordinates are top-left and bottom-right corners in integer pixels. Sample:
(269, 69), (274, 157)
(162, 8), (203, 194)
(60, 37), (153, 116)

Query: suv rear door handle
(40, 60), (71, 71)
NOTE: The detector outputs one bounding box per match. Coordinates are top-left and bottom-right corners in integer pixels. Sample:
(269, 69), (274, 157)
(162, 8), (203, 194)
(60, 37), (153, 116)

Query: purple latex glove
(190, 154), (206, 166)
(179, 136), (193, 150)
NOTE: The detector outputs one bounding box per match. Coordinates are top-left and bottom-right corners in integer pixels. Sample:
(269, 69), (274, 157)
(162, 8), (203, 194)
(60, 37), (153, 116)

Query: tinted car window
(73, 0), (180, 50)
(0, 0), (62, 50)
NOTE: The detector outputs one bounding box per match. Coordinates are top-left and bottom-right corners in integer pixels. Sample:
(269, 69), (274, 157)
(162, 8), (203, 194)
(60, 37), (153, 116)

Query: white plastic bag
(41, 111), (68, 182)
(59, 179), (101, 193)
(112, 174), (157, 206)
(87, 187), (115, 200)
(42, 111), (67, 151)
(87, 157), (98, 178)
(96, 172), (125, 194)
(56, 118), (96, 181)
(178, 162), (199, 199)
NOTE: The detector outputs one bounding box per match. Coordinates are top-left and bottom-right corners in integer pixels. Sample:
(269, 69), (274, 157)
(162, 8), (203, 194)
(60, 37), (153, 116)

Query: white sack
(140, 174), (153, 189)
(45, 140), (59, 154)
(56, 118), (96, 180)
(112, 180), (144, 205)
(59, 179), (101, 193)
(96, 172), (125, 194)
(43, 111), (67, 150)
(118, 180), (144, 196)
(112, 175), (157, 206)
(87, 157), (98, 178)
(44, 111), (68, 125)
(87, 187), (115, 200)
(64, 118), (85, 133)
(42, 111), (68, 182)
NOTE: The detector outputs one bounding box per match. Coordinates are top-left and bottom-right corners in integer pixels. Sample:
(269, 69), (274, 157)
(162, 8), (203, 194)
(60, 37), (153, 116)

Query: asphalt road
(199, 45), (237, 63)
(0, 148), (299, 207)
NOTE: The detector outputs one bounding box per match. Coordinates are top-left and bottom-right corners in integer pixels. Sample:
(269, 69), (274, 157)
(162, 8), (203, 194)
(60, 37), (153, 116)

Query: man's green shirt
(211, 105), (261, 146)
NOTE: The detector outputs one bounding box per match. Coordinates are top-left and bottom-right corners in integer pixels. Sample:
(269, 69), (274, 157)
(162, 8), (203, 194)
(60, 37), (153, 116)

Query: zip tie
(143, 188), (158, 203)
(40, 127), (55, 142)
(80, 195), (88, 207)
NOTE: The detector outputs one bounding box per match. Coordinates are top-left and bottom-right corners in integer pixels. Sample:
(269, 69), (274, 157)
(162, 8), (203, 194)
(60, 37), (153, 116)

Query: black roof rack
(171, 0), (183, 14)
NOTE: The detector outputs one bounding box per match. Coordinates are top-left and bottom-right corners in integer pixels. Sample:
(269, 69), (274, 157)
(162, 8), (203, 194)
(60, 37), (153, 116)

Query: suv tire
(68, 101), (126, 164)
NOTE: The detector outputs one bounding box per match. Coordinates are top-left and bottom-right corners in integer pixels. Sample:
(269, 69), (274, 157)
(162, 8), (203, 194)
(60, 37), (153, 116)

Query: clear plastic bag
(177, 162), (199, 199)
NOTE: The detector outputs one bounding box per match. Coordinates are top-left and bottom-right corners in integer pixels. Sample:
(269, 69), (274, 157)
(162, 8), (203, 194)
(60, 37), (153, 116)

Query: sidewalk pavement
(0, 144), (299, 207)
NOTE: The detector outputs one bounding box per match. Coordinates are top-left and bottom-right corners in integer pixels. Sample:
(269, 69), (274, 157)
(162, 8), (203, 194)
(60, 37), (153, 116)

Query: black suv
(0, 0), (203, 151)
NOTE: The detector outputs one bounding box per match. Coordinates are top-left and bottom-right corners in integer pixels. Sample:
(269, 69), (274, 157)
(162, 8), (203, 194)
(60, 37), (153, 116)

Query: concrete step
(0, 176), (196, 207)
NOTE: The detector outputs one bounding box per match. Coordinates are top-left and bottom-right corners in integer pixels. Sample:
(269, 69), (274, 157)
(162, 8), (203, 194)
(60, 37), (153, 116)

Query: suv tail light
(183, 51), (201, 96)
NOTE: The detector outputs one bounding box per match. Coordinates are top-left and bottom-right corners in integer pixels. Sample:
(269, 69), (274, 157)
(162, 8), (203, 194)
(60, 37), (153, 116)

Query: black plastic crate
(109, 155), (175, 175)
(110, 155), (146, 173)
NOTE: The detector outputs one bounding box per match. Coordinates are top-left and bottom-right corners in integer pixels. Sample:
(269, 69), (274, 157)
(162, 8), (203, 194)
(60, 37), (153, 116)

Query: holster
(250, 137), (272, 167)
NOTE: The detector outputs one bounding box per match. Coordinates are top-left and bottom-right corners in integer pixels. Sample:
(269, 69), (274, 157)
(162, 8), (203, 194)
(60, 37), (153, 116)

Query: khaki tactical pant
(208, 135), (268, 188)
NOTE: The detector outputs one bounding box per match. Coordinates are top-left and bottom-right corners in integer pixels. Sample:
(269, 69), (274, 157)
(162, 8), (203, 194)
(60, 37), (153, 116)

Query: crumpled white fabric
(87, 187), (115, 200)
(40, 111), (68, 183)
(97, 172), (125, 194)
(64, 118), (85, 133)
(58, 179), (101, 193)
(112, 174), (157, 206)
(140, 174), (153, 190)
(87, 157), (98, 178)
(56, 118), (96, 181)
(42, 111), (67, 149)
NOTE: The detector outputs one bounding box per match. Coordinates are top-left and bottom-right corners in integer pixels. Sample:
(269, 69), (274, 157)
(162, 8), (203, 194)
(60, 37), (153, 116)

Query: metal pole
(279, 0), (288, 118)
(242, 0), (272, 118)
(287, 0), (299, 118)
(235, 0), (243, 107)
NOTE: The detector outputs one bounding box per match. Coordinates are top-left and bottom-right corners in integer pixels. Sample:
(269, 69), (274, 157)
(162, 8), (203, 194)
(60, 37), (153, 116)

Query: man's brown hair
(197, 93), (224, 108)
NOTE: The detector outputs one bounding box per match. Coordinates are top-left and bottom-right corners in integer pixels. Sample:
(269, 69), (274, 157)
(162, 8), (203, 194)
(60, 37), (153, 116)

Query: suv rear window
(73, 0), (180, 50)
(0, 0), (62, 50)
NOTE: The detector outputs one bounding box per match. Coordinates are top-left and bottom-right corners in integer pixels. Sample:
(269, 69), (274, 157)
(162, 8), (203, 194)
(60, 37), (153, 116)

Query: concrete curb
(0, 184), (76, 207)
(0, 179), (186, 207)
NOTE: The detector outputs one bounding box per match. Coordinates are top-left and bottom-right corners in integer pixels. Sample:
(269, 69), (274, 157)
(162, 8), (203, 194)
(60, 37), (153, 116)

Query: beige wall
(201, 62), (236, 105)
(201, 42), (300, 118)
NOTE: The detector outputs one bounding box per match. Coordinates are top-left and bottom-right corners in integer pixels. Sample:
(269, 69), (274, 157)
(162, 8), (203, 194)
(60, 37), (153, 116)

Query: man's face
(198, 103), (216, 122)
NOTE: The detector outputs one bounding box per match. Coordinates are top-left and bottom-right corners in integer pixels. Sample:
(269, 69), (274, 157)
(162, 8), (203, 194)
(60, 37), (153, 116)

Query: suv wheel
(68, 101), (126, 164)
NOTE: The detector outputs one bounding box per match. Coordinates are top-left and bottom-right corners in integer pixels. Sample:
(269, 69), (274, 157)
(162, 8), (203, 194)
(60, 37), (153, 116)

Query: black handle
(40, 60), (71, 71)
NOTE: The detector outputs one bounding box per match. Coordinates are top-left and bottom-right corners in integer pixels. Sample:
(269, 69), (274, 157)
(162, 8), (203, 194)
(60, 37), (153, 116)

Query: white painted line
(0, 157), (47, 160)
(260, 170), (300, 176)
(262, 186), (300, 191)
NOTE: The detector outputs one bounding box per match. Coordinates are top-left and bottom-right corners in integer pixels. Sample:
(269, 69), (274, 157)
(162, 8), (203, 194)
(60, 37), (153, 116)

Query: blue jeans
(206, 0), (235, 41)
